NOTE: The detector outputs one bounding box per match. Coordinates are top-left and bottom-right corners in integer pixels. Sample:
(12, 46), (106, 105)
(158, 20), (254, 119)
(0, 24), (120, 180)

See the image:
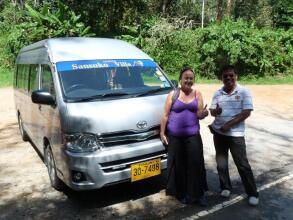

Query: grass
(0, 66), (293, 88)
(0, 67), (13, 87)
(168, 74), (293, 85)
(239, 75), (293, 85)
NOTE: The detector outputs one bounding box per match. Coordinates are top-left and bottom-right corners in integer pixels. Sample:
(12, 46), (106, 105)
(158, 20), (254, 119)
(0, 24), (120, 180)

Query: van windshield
(56, 59), (172, 102)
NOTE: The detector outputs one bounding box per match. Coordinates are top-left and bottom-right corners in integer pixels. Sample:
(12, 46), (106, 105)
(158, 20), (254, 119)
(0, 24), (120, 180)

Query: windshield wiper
(135, 87), (169, 97)
(100, 92), (130, 97)
(71, 92), (130, 102)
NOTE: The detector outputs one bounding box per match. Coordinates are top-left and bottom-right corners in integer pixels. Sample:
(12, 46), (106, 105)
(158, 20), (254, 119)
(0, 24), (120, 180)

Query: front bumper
(60, 138), (167, 190)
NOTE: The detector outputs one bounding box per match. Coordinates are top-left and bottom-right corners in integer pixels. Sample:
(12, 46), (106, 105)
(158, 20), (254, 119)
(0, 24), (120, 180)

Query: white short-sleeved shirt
(210, 84), (253, 137)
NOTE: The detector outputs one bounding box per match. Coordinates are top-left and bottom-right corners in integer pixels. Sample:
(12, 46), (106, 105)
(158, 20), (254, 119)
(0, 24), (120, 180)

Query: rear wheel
(45, 146), (64, 191)
(18, 114), (29, 141)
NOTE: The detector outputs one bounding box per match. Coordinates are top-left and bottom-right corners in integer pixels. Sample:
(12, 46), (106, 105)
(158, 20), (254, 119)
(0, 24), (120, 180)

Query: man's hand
(215, 103), (222, 115)
(219, 110), (252, 133)
(210, 103), (222, 117)
(220, 124), (230, 133)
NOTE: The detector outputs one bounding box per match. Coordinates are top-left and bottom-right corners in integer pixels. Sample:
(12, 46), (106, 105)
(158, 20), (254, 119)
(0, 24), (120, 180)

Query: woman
(160, 67), (209, 205)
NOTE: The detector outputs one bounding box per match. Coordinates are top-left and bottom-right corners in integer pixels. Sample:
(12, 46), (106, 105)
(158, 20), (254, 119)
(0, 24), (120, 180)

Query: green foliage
(136, 19), (293, 79)
(167, 0), (202, 22)
(62, 0), (148, 36)
(270, 0), (293, 29)
(0, 3), (23, 68)
(0, 67), (13, 87)
(0, 0), (292, 84)
(117, 17), (157, 48)
(234, 0), (260, 21)
(23, 2), (94, 40)
(0, 1), (94, 68)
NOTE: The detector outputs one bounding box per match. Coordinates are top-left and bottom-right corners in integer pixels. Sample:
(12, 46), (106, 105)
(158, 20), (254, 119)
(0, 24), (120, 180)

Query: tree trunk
(226, 0), (234, 17)
(161, 0), (172, 14)
(217, 0), (223, 22)
(11, 0), (24, 7)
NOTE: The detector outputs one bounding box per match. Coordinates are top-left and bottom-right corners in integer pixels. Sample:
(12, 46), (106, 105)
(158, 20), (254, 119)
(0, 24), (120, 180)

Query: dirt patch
(196, 84), (293, 119)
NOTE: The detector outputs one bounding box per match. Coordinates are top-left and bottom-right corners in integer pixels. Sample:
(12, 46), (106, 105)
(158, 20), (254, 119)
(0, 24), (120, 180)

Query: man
(209, 65), (259, 206)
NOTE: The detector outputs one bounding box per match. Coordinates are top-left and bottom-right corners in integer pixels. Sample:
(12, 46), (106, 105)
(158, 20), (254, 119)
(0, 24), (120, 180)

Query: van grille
(99, 150), (167, 173)
(97, 126), (160, 147)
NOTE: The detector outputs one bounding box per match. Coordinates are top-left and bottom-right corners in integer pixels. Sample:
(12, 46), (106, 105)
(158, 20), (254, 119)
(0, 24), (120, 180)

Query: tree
(234, 0), (259, 20)
(226, 0), (234, 17)
(11, 0), (24, 7)
(161, 0), (173, 14)
(62, 0), (148, 36)
(217, 0), (223, 22)
(270, 0), (293, 29)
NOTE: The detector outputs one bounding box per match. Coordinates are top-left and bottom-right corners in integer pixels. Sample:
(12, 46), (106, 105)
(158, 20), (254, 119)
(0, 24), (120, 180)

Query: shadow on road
(0, 173), (170, 220)
(63, 173), (167, 208)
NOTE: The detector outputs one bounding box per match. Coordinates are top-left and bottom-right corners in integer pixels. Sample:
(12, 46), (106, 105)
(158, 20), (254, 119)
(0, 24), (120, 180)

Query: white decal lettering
(72, 64), (78, 70)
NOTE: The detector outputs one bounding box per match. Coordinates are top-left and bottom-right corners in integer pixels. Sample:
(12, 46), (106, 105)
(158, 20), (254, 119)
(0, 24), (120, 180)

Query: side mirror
(170, 80), (178, 88)
(31, 90), (55, 106)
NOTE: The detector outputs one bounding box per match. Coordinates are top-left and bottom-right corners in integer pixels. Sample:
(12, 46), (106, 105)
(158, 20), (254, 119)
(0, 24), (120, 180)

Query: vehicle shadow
(0, 168), (220, 220)
(62, 172), (168, 208)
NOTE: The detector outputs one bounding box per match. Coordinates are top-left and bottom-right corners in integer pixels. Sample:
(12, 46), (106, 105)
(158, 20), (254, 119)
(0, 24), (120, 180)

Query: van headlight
(64, 133), (102, 153)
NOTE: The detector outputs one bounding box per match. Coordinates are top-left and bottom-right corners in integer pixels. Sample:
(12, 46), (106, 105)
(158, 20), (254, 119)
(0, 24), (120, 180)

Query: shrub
(0, 2), (94, 68)
(137, 19), (292, 78)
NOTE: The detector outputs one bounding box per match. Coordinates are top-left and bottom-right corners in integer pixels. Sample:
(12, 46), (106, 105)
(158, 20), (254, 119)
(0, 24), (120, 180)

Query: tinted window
(41, 65), (55, 96)
(16, 65), (30, 92)
(16, 65), (21, 88)
(58, 66), (171, 100)
(29, 65), (39, 92)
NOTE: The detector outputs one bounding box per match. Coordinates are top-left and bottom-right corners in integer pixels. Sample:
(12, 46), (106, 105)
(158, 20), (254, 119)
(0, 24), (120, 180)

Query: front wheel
(45, 146), (64, 191)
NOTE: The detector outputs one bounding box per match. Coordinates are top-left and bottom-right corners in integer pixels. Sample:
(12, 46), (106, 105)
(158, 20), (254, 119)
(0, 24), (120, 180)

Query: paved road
(0, 85), (293, 220)
(199, 178), (293, 220)
(164, 164), (293, 220)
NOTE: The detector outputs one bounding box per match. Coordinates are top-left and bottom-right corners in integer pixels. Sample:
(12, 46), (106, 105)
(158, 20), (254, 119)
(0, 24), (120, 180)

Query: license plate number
(131, 158), (161, 182)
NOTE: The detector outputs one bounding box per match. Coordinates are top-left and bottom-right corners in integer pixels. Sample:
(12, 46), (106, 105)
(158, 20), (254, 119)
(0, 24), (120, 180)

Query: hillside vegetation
(0, 0), (292, 86)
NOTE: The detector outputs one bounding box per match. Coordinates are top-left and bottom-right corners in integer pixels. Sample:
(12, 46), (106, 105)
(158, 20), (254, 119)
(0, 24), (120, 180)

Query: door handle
(38, 105), (42, 111)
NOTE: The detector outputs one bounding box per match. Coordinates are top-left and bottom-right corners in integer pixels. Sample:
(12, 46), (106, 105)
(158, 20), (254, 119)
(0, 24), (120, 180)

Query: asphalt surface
(199, 179), (293, 220)
(164, 164), (293, 220)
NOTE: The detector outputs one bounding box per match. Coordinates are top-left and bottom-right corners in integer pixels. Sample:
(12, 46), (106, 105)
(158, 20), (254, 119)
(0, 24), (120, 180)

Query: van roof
(17, 37), (152, 63)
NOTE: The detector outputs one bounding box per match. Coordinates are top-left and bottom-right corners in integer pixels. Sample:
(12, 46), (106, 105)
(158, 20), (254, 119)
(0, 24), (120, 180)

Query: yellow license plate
(131, 158), (161, 182)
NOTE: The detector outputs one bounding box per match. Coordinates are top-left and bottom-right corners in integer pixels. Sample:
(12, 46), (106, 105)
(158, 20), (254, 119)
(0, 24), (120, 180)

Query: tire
(45, 146), (64, 191)
(18, 114), (29, 141)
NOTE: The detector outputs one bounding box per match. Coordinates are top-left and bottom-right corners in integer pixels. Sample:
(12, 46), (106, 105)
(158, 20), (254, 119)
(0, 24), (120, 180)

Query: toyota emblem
(136, 120), (147, 129)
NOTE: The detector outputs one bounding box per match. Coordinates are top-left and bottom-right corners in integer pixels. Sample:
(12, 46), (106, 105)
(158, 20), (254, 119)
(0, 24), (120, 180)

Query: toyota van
(14, 37), (173, 190)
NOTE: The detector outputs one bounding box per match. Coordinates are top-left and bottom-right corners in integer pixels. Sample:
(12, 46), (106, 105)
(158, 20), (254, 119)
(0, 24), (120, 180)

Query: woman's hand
(160, 133), (168, 145)
(196, 91), (208, 119)
(160, 91), (172, 146)
(201, 104), (209, 119)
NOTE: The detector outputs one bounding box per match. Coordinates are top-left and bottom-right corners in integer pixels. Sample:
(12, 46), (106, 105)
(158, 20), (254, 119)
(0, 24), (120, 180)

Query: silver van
(14, 37), (173, 190)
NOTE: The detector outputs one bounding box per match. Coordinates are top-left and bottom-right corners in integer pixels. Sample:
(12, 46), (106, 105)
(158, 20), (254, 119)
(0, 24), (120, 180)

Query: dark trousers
(213, 132), (258, 197)
(166, 134), (208, 200)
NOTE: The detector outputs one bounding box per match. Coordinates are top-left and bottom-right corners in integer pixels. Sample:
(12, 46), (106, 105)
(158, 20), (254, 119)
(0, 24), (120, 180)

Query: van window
(29, 65), (39, 93)
(41, 65), (55, 96)
(15, 66), (21, 88)
(57, 60), (172, 101)
(16, 65), (30, 92)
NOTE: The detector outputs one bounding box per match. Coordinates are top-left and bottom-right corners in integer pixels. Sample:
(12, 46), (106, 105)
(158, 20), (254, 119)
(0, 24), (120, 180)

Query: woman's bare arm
(160, 91), (173, 145)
